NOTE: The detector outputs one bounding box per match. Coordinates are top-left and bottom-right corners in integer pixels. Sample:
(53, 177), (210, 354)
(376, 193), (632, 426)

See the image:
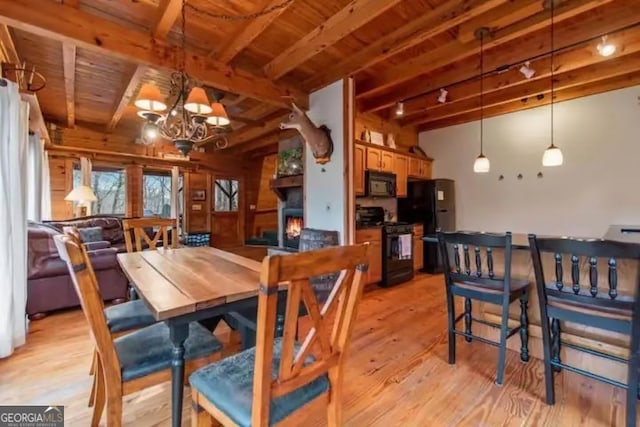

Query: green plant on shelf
(278, 146), (303, 177)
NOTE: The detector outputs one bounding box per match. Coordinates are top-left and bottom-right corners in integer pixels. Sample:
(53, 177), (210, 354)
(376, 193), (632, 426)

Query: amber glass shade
(184, 87), (212, 115)
(206, 102), (230, 126)
(134, 83), (167, 112)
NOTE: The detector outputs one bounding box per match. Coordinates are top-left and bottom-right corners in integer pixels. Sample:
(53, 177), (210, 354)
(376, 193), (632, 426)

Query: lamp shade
(206, 102), (230, 126)
(184, 87), (212, 115)
(134, 83), (167, 112)
(542, 144), (564, 167)
(473, 154), (490, 173)
(65, 185), (97, 203)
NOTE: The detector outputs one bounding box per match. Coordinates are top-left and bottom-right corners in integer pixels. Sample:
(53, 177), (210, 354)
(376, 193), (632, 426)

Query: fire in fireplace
(282, 207), (303, 249)
(285, 217), (303, 239)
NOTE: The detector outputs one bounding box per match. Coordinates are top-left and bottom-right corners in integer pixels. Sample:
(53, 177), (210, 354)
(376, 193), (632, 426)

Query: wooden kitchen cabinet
(355, 228), (382, 284)
(365, 146), (394, 172)
(354, 144), (365, 195)
(409, 158), (432, 179)
(413, 224), (424, 271)
(394, 154), (408, 197)
(381, 151), (394, 172)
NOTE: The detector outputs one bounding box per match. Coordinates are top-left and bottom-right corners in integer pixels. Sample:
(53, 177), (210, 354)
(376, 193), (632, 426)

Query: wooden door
(354, 144), (365, 195)
(394, 154), (408, 198)
(366, 147), (382, 171)
(211, 177), (242, 247)
(381, 151), (394, 173)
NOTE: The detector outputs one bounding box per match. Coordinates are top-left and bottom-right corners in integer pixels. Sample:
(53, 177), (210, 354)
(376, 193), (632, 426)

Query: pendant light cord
(480, 30), (484, 156)
(550, 0), (555, 148)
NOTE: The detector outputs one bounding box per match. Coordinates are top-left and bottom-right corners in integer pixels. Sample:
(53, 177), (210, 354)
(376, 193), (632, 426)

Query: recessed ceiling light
(395, 102), (404, 116)
(597, 35), (616, 57)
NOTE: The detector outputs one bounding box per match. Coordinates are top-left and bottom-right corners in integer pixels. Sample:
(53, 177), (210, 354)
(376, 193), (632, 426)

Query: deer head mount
(280, 103), (333, 165)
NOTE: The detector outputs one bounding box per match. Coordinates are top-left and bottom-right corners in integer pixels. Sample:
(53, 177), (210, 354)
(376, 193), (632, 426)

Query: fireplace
(283, 208), (303, 249)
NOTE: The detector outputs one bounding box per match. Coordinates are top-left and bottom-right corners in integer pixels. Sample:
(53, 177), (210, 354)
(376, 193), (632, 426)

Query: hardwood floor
(0, 273), (635, 426)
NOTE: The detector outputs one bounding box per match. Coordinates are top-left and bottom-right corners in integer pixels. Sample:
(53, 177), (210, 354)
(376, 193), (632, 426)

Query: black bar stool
(437, 231), (530, 385)
(528, 234), (640, 427)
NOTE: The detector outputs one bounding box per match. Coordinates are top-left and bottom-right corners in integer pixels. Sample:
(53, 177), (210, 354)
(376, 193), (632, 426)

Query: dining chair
(54, 232), (223, 427)
(437, 231), (530, 386)
(64, 226), (157, 408)
(122, 217), (179, 253)
(529, 234), (640, 427)
(189, 243), (370, 427)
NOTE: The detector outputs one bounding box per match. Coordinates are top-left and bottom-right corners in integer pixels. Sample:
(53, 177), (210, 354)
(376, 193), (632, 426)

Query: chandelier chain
(185, 0), (293, 21)
(550, 0), (555, 148)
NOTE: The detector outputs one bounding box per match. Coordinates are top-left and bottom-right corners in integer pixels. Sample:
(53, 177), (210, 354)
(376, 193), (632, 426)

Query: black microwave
(365, 171), (396, 198)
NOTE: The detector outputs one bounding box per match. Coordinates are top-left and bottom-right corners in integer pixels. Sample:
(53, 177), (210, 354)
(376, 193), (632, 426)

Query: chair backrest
(53, 233), (122, 385)
(528, 234), (640, 330)
(122, 217), (178, 253)
(251, 243), (370, 425)
(437, 231), (513, 294)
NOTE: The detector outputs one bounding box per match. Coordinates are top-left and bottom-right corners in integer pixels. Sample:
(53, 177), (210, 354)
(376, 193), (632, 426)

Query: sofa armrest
(84, 240), (111, 251)
(87, 247), (120, 271)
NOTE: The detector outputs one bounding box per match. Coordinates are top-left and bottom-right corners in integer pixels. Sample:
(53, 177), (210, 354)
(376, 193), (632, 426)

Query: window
(143, 171), (173, 218)
(73, 165), (126, 215)
(214, 179), (239, 212)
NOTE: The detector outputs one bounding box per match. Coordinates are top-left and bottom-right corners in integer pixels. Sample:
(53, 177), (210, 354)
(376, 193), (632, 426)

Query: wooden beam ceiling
(227, 112), (288, 147)
(0, 0), (309, 109)
(106, 65), (147, 131)
(304, 0), (509, 91)
(359, 0), (636, 113)
(418, 69), (640, 131)
(0, 23), (18, 63)
(408, 51), (640, 126)
(358, 0), (616, 99)
(230, 128), (297, 154)
(401, 25), (640, 124)
(456, 0), (543, 43)
(62, 43), (76, 127)
(264, 0), (404, 80)
(215, 0), (292, 64)
(153, 0), (183, 39)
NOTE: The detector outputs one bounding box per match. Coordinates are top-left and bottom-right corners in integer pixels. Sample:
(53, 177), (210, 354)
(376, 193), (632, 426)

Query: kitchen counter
(423, 227), (640, 383)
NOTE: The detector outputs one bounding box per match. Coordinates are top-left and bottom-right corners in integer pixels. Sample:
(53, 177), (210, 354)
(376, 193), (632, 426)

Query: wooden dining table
(117, 246), (281, 427)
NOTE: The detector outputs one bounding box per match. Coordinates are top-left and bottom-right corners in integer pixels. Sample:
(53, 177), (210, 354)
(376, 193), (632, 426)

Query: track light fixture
(437, 88), (448, 104)
(395, 102), (404, 116)
(519, 61), (536, 79)
(597, 35), (616, 57)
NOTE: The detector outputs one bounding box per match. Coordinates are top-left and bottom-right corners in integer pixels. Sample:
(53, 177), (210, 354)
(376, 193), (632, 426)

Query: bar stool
(437, 231), (530, 385)
(529, 234), (640, 427)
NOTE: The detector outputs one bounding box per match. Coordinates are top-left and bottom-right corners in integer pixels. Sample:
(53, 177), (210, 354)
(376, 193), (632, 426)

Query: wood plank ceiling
(0, 0), (638, 154)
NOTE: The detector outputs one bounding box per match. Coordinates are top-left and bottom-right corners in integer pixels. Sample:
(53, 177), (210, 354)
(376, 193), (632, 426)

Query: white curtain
(41, 150), (51, 221)
(0, 80), (30, 358)
(26, 133), (51, 221)
(80, 156), (92, 215)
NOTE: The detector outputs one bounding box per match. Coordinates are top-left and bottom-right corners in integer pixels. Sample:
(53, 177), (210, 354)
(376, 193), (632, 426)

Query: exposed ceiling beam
(106, 65), (147, 131)
(456, 0), (542, 43)
(304, 0), (509, 91)
(0, 23), (18, 63)
(264, 0), (404, 80)
(0, 0), (309, 109)
(62, 43), (76, 127)
(400, 26), (640, 122)
(407, 51), (640, 126)
(233, 129), (297, 154)
(62, 0), (79, 7)
(153, 0), (182, 40)
(215, 0), (292, 64)
(247, 143), (279, 158)
(227, 112), (288, 147)
(359, 0), (632, 112)
(418, 70), (640, 131)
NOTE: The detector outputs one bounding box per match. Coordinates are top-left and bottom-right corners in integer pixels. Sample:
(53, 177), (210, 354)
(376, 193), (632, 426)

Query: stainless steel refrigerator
(397, 179), (455, 273)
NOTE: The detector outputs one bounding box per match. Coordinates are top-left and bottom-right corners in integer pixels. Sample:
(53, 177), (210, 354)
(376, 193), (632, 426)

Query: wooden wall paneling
(184, 171), (212, 234)
(48, 156), (74, 220)
(355, 112), (418, 150)
(244, 154), (278, 239)
(126, 164), (142, 217)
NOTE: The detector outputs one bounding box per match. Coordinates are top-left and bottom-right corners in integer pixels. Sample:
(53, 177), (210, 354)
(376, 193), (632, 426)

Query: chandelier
(134, 0), (230, 155)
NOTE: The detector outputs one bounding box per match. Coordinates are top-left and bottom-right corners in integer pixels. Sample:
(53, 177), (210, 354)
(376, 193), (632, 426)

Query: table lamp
(65, 185), (97, 217)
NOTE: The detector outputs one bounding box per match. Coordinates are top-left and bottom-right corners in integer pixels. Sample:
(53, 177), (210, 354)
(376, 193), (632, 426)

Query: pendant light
(473, 27), (490, 173)
(542, 0), (564, 167)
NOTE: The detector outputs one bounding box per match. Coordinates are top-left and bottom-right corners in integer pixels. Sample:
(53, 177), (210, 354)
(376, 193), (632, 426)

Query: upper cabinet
(354, 144), (365, 196)
(365, 146), (394, 172)
(408, 157), (432, 179)
(394, 154), (408, 198)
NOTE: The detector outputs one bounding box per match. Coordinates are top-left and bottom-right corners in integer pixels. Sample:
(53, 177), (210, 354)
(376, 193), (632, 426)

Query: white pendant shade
(65, 185), (97, 203)
(542, 145), (564, 167)
(473, 154), (490, 173)
(184, 87), (212, 115)
(206, 102), (230, 126)
(134, 83), (167, 112)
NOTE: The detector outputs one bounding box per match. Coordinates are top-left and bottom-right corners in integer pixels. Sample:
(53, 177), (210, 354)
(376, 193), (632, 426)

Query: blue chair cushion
(104, 299), (156, 333)
(115, 322), (222, 382)
(189, 338), (329, 427)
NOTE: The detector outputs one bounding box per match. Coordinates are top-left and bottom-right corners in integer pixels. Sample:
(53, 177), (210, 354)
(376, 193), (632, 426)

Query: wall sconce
(437, 88), (448, 104)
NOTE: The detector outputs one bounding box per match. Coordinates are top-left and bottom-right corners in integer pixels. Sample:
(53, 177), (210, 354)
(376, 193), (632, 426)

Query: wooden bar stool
(54, 232), (222, 427)
(529, 234), (640, 427)
(189, 243), (370, 427)
(437, 231), (530, 385)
